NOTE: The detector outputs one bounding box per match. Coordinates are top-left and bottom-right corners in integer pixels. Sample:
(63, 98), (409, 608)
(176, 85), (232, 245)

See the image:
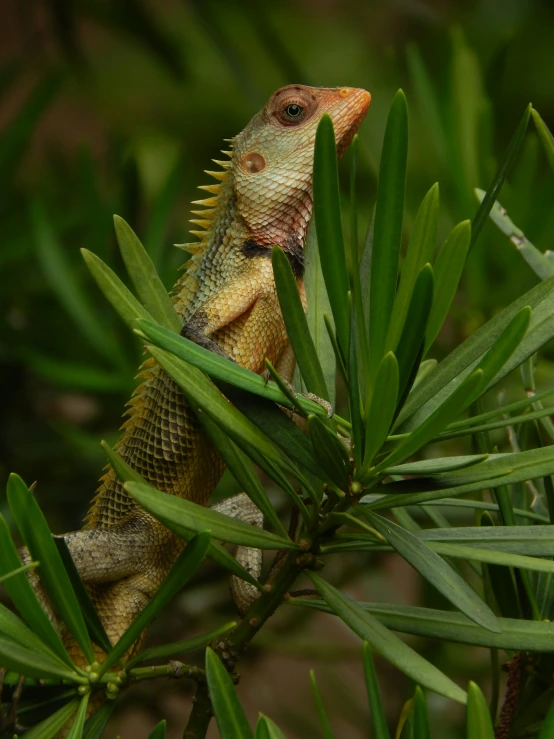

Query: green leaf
(385, 454), (488, 476)
(135, 319), (326, 418)
(196, 414), (289, 539)
(0, 514), (73, 668)
(290, 599), (554, 652)
(531, 108), (554, 176)
(307, 572), (467, 704)
(54, 538), (113, 655)
(19, 349), (131, 393)
(387, 183), (439, 351)
(361, 510), (501, 633)
(466, 682), (495, 739)
(205, 647), (254, 739)
(272, 246), (329, 401)
(470, 103), (531, 251)
(425, 220), (471, 353)
(398, 274), (554, 431)
(127, 621), (236, 667)
(412, 687), (431, 739)
(7, 473), (95, 663)
(361, 352), (399, 472)
(32, 201), (125, 370)
(82, 702), (115, 739)
(100, 532), (211, 674)
(313, 114), (350, 351)
(406, 45), (447, 164)
(22, 699), (80, 739)
(0, 560), (38, 583)
(147, 720), (167, 739)
(475, 189), (554, 281)
(102, 443), (262, 589)
(0, 636), (81, 681)
(126, 481), (298, 550)
(113, 215), (181, 332)
(310, 670), (335, 739)
(362, 643), (391, 739)
(0, 601), (57, 658)
(308, 414), (350, 490)
(394, 264), (434, 399)
(255, 715), (287, 739)
(303, 224), (337, 406)
(369, 90), (408, 385)
(81, 248), (153, 331)
(66, 694), (90, 739)
(372, 370), (483, 474)
(539, 699), (554, 739)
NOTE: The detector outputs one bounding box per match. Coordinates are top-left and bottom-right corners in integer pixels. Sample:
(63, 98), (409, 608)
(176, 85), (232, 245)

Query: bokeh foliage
(2, 1), (554, 737)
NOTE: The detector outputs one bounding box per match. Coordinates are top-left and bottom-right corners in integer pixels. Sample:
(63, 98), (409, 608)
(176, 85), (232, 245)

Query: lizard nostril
(339, 88), (351, 98)
(241, 152), (266, 173)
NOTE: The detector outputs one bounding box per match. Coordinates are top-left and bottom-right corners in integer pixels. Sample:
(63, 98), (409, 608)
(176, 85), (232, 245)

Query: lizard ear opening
(240, 152), (266, 174)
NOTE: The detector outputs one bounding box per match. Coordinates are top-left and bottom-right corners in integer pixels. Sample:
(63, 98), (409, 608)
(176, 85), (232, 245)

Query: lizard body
(49, 85), (371, 664)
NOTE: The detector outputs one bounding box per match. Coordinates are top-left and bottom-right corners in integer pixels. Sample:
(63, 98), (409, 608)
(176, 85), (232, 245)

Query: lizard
(27, 84), (371, 670)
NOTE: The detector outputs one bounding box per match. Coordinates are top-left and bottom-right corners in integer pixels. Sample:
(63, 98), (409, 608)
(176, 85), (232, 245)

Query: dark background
(1, 1), (554, 736)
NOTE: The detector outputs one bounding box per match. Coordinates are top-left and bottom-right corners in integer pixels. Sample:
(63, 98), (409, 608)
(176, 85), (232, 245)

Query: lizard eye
(285, 103), (303, 118)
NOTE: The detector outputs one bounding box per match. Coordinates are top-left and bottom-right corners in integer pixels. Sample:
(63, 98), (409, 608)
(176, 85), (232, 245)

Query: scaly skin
(58, 85), (371, 665)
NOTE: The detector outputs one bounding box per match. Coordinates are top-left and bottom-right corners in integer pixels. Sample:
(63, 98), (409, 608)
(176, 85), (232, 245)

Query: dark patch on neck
(241, 238), (305, 278)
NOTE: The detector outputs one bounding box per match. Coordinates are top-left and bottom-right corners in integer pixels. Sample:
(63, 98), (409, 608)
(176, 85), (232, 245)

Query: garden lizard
(35, 85), (371, 664)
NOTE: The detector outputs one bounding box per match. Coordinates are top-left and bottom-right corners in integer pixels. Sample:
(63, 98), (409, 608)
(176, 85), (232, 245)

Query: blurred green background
(1, 1), (554, 736)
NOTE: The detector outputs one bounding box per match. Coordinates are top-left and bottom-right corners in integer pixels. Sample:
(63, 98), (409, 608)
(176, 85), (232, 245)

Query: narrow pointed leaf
(303, 224), (337, 406)
(135, 319), (326, 418)
(0, 515), (73, 667)
(0, 637), (81, 681)
(369, 90), (408, 384)
(126, 481), (298, 550)
(66, 694), (90, 739)
(22, 699), (80, 739)
(7, 473), (95, 663)
(206, 647), (254, 739)
(394, 264), (434, 399)
(0, 561), (38, 583)
(398, 275), (554, 431)
(255, 715), (287, 739)
(531, 108), (554, 175)
(54, 538), (113, 655)
(0, 601), (58, 658)
(82, 702), (114, 739)
(100, 532), (211, 673)
(127, 621), (236, 667)
(413, 687), (431, 739)
(32, 201), (125, 370)
(362, 643), (390, 739)
(272, 246), (329, 401)
(539, 700), (554, 739)
(307, 573), (467, 704)
(147, 720), (167, 739)
(373, 370), (483, 474)
(290, 599), (554, 652)
(310, 670), (335, 739)
(361, 510), (501, 632)
(313, 114), (350, 351)
(308, 414), (350, 490)
(387, 183), (439, 350)
(113, 215), (181, 332)
(82, 248), (153, 331)
(196, 413), (288, 539)
(362, 352), (399, 472)
(470, 104), (531, 250)
(476, 189), (554, 280)
(425, 220), (471, 353)
(466, 682), (495, 739)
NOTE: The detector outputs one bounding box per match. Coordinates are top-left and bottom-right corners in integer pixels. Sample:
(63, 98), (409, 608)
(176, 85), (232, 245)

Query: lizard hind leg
(211, 493), (263, 616)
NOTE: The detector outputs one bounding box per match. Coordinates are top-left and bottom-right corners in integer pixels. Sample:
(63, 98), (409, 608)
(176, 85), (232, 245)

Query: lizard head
(232, 84), (371, 252)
